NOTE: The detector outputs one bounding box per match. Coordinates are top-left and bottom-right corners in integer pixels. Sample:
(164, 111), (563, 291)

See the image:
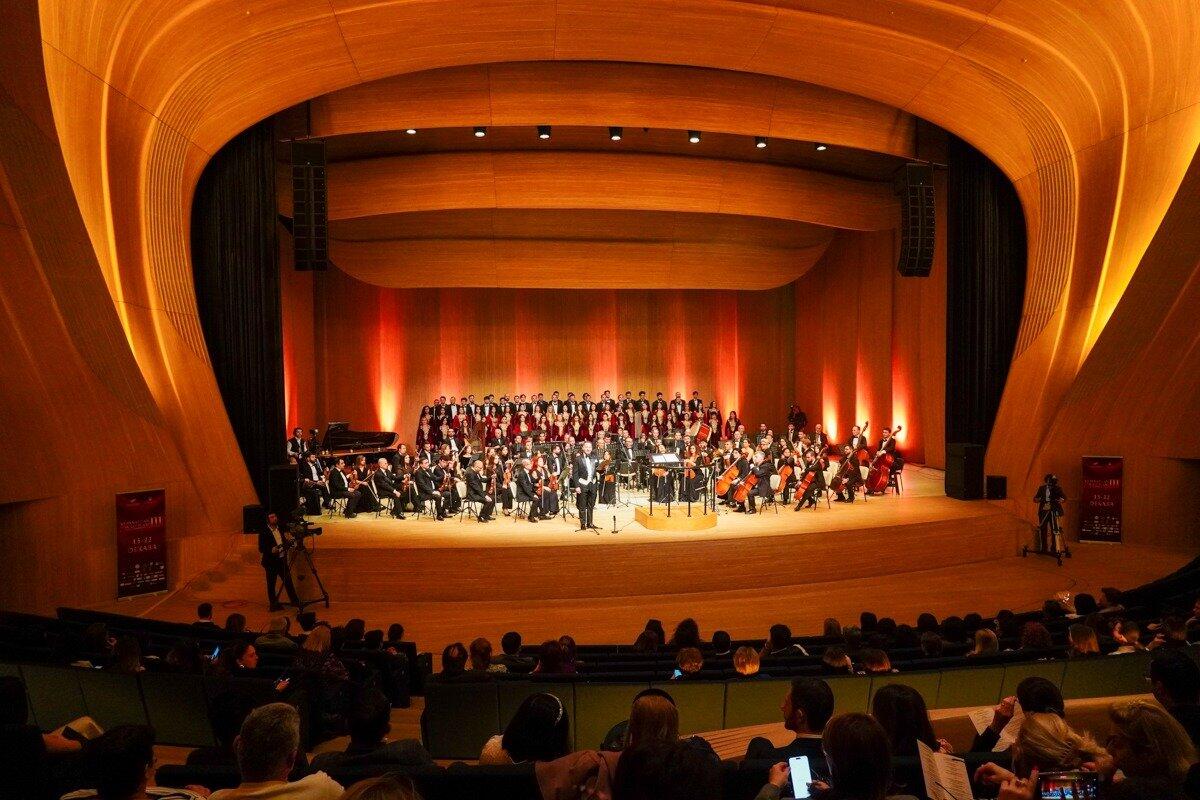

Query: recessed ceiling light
(405, 128), (417, 135)
(538, 125), (551, 140)
(609, 126), (623, 141)
(755, 136), (767, 149)
(474, 126), (487, 138)
(815, 143), (828, 151)
(688, 130), (701, 144)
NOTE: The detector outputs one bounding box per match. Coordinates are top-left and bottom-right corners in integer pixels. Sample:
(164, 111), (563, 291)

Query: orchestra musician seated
(745, 451), (776, 514)
(413, 455), (446, 521)
(298, 451), (330, 513)
(286, 427), (306, 464)
(833, 445), (864, 503)
(327, 458), (362, 518)
(465, 458), (496, 522)
(795, 451), (828, 510)
(372, 457), (407, 519)
(514, 458), (541, 522)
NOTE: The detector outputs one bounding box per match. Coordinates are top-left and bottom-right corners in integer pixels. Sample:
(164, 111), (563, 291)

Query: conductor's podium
(634, 505), (717, 531)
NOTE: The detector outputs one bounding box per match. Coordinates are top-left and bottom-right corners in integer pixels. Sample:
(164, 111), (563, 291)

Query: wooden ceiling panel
(325, 151), (898, 230)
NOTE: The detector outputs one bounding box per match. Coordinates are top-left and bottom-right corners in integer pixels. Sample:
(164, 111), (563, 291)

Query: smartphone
(210, 645), (221, 661)
(671, 668), (683, 679)
(1038, 771), (1101, 799)
(788, 755), (813, 799)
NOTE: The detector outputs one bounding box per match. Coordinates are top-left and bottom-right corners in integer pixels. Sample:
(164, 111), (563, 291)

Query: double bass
(864, 426), (902, 494)
(854, 421), (872, 466)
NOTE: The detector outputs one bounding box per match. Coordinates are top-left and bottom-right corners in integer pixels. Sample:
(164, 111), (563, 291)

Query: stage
(114, 464), (1192, 651)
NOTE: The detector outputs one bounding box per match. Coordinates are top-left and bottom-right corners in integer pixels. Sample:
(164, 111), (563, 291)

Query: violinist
(326, 459), (362, 518)
(465, 458), (495, 522)
(352, 455), (381, 513)
(515, 457), (542, 523)
(496, 453), (514, 515)
(298, 451), (330, 513)
(537, 455), (560, 517)
(434, 453), (461, 514)
(794, 450), (827, 510)
(832, 445), (863, 503)
(744, 451), (776, 514)
(650, 443), (674, 503)
(679, 449), (704, 503)
(414, 456), (446, 521)
(372, 458), (408, 519)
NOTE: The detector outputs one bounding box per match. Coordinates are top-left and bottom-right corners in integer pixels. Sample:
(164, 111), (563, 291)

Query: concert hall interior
(4, 3), (1200, 792)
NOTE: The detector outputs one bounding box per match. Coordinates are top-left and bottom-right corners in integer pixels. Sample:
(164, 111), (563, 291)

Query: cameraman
(1034, 473), (1066, 554)
(259, 511), (302, 611)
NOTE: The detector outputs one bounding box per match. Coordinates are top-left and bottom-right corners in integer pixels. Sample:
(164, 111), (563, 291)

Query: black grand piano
(319, 422), (400, 458)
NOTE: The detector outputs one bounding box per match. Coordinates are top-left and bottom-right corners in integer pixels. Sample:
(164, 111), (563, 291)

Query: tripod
(1022, 496), (1071, 567)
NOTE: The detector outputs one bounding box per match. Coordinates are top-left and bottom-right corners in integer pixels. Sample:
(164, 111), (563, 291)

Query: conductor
(573, 440), (601, 531)
(258, 512), (301, 611)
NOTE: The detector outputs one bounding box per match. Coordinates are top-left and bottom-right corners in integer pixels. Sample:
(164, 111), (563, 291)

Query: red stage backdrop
(1079, 456), (1123, 543)
(116, 489), (168, 598)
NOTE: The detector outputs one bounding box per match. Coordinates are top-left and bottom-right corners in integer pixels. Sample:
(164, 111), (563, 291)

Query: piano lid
(320, 422), (400, 456)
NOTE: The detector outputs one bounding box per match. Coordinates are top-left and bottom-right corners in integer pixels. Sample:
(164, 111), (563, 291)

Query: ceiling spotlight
(474, 126), (487, 138)
(815, 143), (828, 151)
(538, 125), (551, 140)
(755, 136), (767, 149)
(405, 128), (417, 135)
(609, 126), (623, 141)
(688, 130), (701, 144)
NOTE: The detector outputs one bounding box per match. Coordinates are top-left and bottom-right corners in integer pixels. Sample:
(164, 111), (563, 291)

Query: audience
(644, 619), (666, 648)
(611, 739), (720, 800)
(761, 624), (808, 658)
(533, 640), (569, 675)
(1067, 623), (1101, 657)
(1019, 621), (1054, 651)
(673, 647), (703, 679)
(711, 630), (732, 656)
(225, 614), (247, 635)
(62, 725), (206, 800)
(967, 628), (999, 658)
(823, 618), (842, 638)
(972, 676), (1065, 751)
(479, 692), (571, 765)
(211, 703), (343, 799)
(668, 618), (702, 650)
(733, 646), (762, 677)
(109, 636), (146, 675)
(255, 618), (298, 653)
(492, 632), (534, 673)
(216, 642), (259, 675)
(428, 642), (474, 682)
(468, 637), (505, 673)
(860, 649), (895, 674)
(1151, 617), (1192, 650)
(310, 689), (431, 770)
(870, 684), (948, 759)
(194, 604), (219, 629)
(336, 775), (420, 800)
(1150, 649), (1200, 747)
(975, 712), (1106, 790)
(919, 631), (944, 658)
(820, 646), (854, 675)
(558, 635), (580, 673)
(746, 677), (835, 772)
(293, 626), (349, 681)
(631, 630), (659, 653)
(1109, 619), (1144, 654)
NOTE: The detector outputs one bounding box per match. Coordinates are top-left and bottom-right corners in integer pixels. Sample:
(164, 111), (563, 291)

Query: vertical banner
(1079, 456), (1123, 543)
(116, 489), (168, 598)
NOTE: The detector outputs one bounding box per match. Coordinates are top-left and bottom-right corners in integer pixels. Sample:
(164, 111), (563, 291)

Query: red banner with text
(116, 489), (168, 598)
(1079, 456), (1122, 543)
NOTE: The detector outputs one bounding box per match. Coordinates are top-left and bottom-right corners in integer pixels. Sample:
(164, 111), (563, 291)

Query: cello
(864, 426), (902, 494)
(733, 466), (759, 504)
(773, 458), (793, 501)
(714, 462), (740, 496)
(794, 446), (829, 499)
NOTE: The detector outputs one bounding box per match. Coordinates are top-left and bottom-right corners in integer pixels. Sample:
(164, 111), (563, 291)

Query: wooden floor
(104, 467), (1193, 654)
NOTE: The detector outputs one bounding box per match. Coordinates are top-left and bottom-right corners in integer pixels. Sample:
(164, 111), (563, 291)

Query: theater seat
(421, 682), (500, 760)
(934, 664), (1005, 709)
(20, 665), (87, 730)
(497, 682), (576, 749)
(1060, 652), (1151, 699)
(574, 682), (648, 750)
(650, 681), (726, 736)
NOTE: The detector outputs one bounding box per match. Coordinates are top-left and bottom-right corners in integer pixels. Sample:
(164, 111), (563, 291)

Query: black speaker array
(945, 442), (984, 500)
(291, 140), (327, 271)
(985, 475), (1008, 500)
(898, 162), (935, 277)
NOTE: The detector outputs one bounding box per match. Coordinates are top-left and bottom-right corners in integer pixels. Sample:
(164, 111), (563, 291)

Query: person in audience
(668, 618), (702, 650)
(631, 629), (659, 653)
(479, 692), (571, 765)
(493, 631), (535, 673)
(859, 611), (878, 634)
(894, 624), (919, 650)
(644, 619), (666, 648)
(225, 613), (247, 635)
(109, 636), (145, 675)
(972, 676), (1065, 752)
(0, 675), (86, 754)
(336, 776), (421, 800)
(256, 617), (298, 652)
(311, 688), (431, 770)
(823, 618), (842, 638)
(758, 713), (899, 800)
(164, 639), (207, 674)
(1086, 699), (1198, 800)
(1018, 621), (1054, 651)
(968, 628), (1000, 658)
(940, 615), (968, 645)
(919, 631), (944, 658)
(673, 648), (702, 679)
(469, 637), (506, 673)
(1149, 649), (1200, 747)
(385, 624), (405, 646)
(820, 646), (854, 675)
(761, 623), (808, 658)
(195, 603), (219, 629)
(1068, 623), (1101, 657)
(427, 642), (482, 683)
(842, 626), (865, 661)
(1109, 619), (1145, 654)
(296, 612), (319, 635)
(711, 630), (732, 656)
(187, 691), (257, 767)
(211, 703), (342, 799)
(733, 646), (762, 678)
(291, 625), (349, 681)
(974, 712), (1106, 790)
(746, 677), (835, 767)
(860, 649), (895, 674)
(871, 684), (949, 758)
(533, 639), (568, 675)
(216, 641), (259, 675)
(1150, 616), (1192, 650)
(62, 725), (206, 800)
(558, 635), (580, 673)
(1072, 593), (1100, 617)
(916, 612), (938, 633)
(610, 739), (721, 800)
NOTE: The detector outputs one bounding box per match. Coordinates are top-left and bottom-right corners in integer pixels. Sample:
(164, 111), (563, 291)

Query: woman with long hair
(870, 684), (949, 758)
(480, 692), (570, 765)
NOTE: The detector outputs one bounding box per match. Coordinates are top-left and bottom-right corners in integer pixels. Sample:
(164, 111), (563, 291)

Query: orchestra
(291, 389), (906, 524)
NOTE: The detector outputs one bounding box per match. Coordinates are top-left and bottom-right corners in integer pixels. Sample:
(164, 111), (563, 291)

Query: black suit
(465, 470), (495, 520)
(688, 398), (704, 414)
(514, 469), (540, 521)
(746, 461), (775, 512)
(795, 460), (827, 508)
(847, 434), (868, 452)
(298, 460), (329, 513)
(258, 525), (300, 609)
(572, 454), (600, 528)
(744, 735), (827, 780)
(328, 470), (360, 516)
(414, 468), (445, 518)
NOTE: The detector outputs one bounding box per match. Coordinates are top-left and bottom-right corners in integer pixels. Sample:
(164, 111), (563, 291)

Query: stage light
(815, 143), (828, 151)
(688, 130), (701, 144)
(538, 125), (551, 140)
(609, 126), (623, 141)
(405, 128), (417, 135)
(755, 136), (767, 149)
(474, 126), (487, 138)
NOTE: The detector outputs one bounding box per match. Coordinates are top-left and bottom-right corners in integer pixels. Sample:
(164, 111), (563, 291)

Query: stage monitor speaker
(898, 162), (935, 277)
(291, 141), (327, 271)
(242, 503), (265, 534)
(945, 442), (984, 500)
(268, 465), (300, 517)
(986, 474), (1007, 500)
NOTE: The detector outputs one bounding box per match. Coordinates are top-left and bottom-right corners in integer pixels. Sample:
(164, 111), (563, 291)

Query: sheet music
(967, 701), (1023, 751)
(918, 740), (974, 800)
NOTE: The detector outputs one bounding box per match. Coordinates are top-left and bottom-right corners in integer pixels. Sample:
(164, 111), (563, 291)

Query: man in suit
(670, 392), (686, 419)
(259, 512), (301, 611)
(833, 444), (864, 502)
(432, 455), (459, 514)
(745, 451), (776, 514)
(327, 458), (361, 518)
(635, 391), (650, 413)
(514, 458), (541, 522)
(285, 427), (307, 463)
(846, 424), (869, 453)
(745, 678), (835, 774)
(688, 391), (704, 415)
(373, 458), (407, 519)
(810, 423), (829, 450)
(564, 392), (578, 416)
(465, 458), (495, 522)
(548, 391), (562, 416)
(413, 456), (445, 520)
(651, 392), (667, 413)
(298, 452), (330, 513)
(572, 441), (600, 531)
(305, 428), (322, 458)
(794, 451), (828, 510)
(580, 392), (595, 415)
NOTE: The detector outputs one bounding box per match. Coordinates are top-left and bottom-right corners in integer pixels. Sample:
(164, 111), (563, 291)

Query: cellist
(793, 450), (827, 510)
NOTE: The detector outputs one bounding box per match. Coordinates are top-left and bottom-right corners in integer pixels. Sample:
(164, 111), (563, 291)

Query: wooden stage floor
(107, 467), (1193, 654)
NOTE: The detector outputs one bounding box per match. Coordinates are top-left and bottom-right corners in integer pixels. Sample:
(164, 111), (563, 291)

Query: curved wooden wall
(0, 0), (1194, 609)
